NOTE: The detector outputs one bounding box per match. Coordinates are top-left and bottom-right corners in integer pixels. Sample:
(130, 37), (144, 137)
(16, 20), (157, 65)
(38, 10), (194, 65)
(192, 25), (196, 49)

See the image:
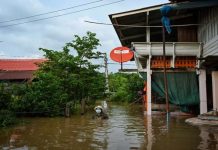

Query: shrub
(0, 110), (16, 127)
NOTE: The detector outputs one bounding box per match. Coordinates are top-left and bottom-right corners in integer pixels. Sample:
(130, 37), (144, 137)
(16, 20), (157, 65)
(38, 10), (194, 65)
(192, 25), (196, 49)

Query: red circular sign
(110, 47), (134, 63)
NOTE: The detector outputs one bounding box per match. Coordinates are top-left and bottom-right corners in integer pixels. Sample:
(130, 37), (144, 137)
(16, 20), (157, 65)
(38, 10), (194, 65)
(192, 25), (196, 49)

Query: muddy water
(0, 104), (218, 150)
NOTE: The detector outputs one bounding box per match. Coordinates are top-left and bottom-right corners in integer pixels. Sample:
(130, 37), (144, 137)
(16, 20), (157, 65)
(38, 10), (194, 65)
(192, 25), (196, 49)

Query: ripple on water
(0, 105), (218, 150)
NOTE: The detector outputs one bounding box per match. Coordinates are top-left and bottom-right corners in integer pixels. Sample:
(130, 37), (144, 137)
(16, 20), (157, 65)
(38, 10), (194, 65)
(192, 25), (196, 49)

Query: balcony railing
(132, 42), (202, 57)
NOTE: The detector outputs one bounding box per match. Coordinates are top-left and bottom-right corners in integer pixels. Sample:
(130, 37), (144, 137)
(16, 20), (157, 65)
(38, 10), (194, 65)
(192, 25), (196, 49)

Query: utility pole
(103, 53), (110, 94)
(162, 26), (169, 115)
(160, 5), (171, 116)
(120, 51), (123, 70)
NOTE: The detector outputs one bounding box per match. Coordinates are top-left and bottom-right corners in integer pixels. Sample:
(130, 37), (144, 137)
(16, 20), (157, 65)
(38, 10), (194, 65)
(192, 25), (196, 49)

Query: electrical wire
(0, 0), (125, 28)
(0, 0), (103, 24)
(108, 62), (136, 66)
(85, 20), (201, 28)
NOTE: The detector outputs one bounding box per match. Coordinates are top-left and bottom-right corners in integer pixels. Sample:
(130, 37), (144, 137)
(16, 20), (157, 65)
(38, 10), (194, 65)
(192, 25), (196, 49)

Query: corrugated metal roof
(171, 0), (218, 10)
(109, 0), (218, 47)
(0, 59), (46, 71)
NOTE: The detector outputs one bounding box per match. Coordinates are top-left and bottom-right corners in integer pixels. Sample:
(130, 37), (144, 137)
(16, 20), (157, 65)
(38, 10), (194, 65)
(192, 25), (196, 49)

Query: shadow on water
(0, 104), (218, 150)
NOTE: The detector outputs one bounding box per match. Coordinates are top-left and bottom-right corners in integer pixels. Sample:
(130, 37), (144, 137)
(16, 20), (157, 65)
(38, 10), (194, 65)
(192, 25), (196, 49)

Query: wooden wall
(198, 6), (218, 57)
(178, 26), (197, 42)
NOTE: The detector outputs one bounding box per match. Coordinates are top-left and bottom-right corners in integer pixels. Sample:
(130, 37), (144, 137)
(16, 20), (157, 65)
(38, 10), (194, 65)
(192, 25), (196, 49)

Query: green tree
(0, 83), (16, 127)
(109, 73), (144, 103)
(18, 31), (105, 115)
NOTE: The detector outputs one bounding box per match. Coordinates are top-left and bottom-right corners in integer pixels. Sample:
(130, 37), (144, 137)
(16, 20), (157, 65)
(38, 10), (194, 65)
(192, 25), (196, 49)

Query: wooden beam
(121, 34), (145, 40)
(113, 18), (127, 45)
(114, 18), (124, 38)
(111, 6), (162, 18)
(149, 13), (194, 25)
(119, 22), (146, 30)
(146, 11), (150, 42)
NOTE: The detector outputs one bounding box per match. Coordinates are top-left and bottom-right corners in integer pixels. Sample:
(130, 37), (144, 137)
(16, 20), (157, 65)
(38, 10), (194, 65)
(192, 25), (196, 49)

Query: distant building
(109, 0), (218, 115)
(0, 59), (46, 82)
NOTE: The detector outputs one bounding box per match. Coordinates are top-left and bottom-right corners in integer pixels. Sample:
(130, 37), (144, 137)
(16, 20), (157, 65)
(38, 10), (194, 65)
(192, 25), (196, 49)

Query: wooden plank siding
(198, 6), (218, 57)
(178, 26), (197, 42)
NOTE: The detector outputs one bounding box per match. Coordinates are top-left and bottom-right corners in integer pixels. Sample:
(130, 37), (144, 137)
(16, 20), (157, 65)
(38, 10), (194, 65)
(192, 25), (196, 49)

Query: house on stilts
(109, 0), (218, 115)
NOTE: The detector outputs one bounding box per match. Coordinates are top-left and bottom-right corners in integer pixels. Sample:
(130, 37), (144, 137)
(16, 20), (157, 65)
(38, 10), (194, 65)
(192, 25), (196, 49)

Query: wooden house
(109, 0), (218, 115)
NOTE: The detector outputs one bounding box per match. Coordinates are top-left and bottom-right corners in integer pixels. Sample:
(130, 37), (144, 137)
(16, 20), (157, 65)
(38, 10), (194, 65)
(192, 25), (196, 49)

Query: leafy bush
(0, 83), (12, 109)
(0, 110), (16, 127)
(109, 73), (144, 103)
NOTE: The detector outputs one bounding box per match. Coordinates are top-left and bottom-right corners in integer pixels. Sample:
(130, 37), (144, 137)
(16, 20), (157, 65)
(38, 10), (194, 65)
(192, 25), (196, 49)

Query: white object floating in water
(94, 105), (103, 114)
(95, 108), (102, 114)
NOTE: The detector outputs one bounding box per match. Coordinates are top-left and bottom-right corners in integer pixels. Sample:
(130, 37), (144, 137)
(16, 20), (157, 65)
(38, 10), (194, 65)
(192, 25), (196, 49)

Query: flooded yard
(0, 104), (218, 150)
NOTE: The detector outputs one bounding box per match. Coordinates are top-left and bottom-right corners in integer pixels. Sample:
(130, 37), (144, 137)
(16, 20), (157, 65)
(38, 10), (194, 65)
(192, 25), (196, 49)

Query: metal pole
(121, 50), (123, 70)
(162, 26), (170, 114)
(104, 53), (110, 93)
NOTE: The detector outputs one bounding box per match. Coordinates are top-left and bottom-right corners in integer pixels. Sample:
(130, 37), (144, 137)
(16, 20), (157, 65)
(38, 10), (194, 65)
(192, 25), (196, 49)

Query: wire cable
(0, 0), (125, 28)
(108, 62), (136, 66)
(0, 0), (103, 24)
(85, 20), (201, 28)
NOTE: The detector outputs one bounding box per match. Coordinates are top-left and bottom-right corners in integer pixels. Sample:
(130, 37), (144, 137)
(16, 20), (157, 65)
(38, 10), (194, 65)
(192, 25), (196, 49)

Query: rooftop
(0, 59), (46, 71)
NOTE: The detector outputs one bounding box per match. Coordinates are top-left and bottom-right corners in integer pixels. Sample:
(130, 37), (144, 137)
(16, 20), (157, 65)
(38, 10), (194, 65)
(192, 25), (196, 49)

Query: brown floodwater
(0, 104), (218, 150)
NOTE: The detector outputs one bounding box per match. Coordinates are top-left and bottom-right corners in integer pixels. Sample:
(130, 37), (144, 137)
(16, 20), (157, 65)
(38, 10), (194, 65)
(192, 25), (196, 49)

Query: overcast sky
(0, 0), (168, 72)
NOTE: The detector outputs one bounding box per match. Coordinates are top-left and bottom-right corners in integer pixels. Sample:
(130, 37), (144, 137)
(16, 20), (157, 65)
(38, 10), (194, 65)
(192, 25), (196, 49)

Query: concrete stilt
(212, 71), (218, 111)
(199, 69), (207, 114)
(146, 57), (152, 115)
(146, 116), (152, 150)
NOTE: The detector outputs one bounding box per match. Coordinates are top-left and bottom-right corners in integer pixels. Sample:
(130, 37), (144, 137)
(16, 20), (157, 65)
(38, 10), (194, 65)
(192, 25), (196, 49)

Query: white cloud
(0, 0), (167, 72)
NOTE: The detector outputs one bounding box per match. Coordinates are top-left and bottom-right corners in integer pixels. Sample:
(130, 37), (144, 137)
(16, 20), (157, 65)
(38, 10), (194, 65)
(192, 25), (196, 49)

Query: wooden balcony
(133, 42), (202, 71)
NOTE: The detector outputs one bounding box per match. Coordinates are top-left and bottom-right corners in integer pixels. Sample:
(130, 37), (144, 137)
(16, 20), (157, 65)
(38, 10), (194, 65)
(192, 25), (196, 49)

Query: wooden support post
(81, 98), (85, 115)
(65, 103), (70, 117)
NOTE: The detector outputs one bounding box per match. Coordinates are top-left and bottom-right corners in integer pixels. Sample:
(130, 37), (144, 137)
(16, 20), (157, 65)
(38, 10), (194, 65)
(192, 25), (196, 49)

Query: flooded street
(0, 104), (218, 150)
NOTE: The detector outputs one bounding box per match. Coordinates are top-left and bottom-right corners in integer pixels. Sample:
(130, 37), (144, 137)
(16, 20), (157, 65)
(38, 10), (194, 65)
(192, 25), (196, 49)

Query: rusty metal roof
(0, 59), (46, 80)
(0, 59), (46, 71)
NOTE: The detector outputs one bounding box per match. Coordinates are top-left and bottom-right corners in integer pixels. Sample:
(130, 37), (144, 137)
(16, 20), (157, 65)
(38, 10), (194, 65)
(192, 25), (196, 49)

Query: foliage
(109, 73), (144, 103)
(19, 31), (106, 115)
(0, 110), (16, 127)
(0, 32), (106, 121)
(0, 83), (20, 127)
(0, 84), (12, 109)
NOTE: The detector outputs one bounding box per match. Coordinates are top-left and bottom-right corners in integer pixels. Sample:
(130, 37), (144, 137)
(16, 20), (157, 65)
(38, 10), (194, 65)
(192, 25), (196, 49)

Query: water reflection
(0, 105), (218, 150)
(198, 126), (218, 150)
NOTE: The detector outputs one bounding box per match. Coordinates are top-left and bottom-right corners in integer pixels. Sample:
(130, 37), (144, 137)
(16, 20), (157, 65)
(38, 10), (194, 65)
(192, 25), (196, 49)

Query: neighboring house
(109, 0), (218, 115)
(0, 59), (45, 82)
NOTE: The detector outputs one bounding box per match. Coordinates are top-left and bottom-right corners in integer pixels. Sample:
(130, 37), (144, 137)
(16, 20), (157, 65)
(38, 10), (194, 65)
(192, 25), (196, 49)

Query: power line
(108, 62), (136, 66)
(0, 0), (103, 24)
(0, 0), (125, 28)
(85, 20), (201, 28)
